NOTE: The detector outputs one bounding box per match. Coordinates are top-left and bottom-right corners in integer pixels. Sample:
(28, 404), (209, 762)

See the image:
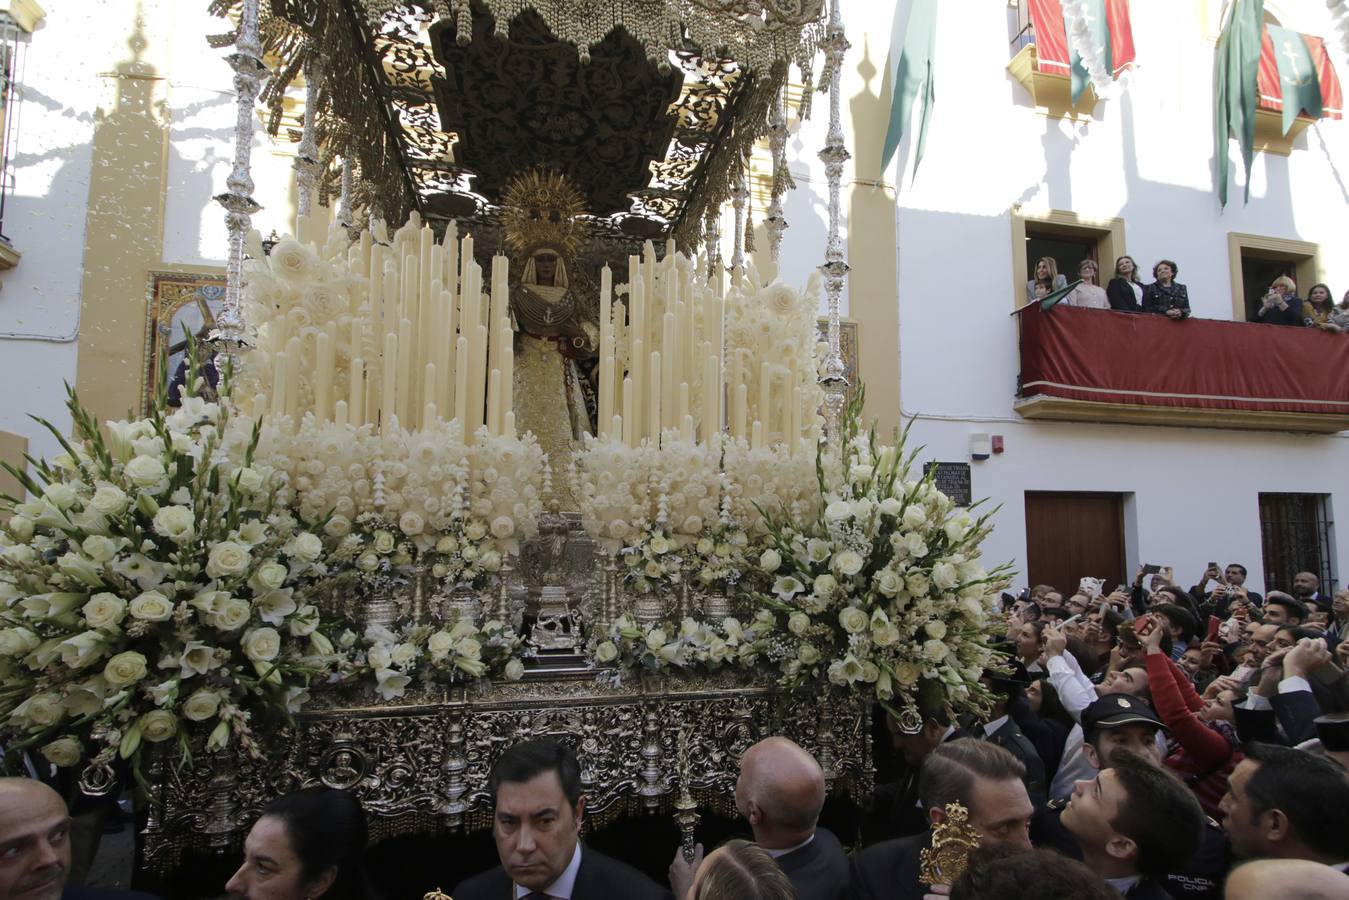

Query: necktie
(524, 893), (552, 900)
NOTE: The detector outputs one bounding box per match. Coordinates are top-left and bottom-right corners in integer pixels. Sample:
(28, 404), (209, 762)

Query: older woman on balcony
(1064, 259), (1109, 308)
(1142, 259), (1190, 319)
(1253, 275), (1303, 326)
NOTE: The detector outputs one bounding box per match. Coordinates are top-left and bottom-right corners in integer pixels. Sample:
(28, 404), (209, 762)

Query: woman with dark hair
(1026, 257), (1067, 302)
(1142, 260), (1190, 319)
(1306, 283), (1341, 332)
(1015, 620), (1048, 673)
(689, 839), (796, 900)
(225, 787), (374, 900)
(1106, 255), (1144, 312)
(1012, 676), (1074, 781)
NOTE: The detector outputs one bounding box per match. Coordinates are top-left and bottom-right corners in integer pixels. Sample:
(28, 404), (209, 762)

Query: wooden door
(1024, 491), (1126, 596)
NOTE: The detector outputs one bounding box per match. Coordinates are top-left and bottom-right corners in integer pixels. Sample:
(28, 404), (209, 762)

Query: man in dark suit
(975, 659), (1047, 810)
(669, 737), (847, 900)
(453, 739), (672, 900)
(862, 711), (970, 843)
(1059, 753), (1204, 900)
(850, 739), (1034, 900)
(0, 777), (158, 900)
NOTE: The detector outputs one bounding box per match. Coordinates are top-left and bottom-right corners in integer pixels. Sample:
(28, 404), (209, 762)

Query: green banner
(1068, 0), (1111, 107)
(880, 0), (938, 178)
(1214, 0), (1265, 208)
(1041, 279), (1084, 312)
(1266, 25), (1322, 135)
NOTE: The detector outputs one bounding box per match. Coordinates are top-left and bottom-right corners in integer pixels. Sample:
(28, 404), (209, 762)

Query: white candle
(382, 332), (398, 432)
(284, 336), (301, 420)
(789, 386), (802, 457)
(487, 367), (502, 436)
(758, 361), (772, 440)
(454, 335), (469, 425)
(501, 325), (514, 431)
(349, 357), (364, 426)
(396, 318), (413, 425)
(677, 381), (689, 427)
(631, 337), (644, 441)
(661, 312), (675, 430)
(422, 363), (436, 430)
(733, 383), (748, 439)
(611, 414), (623, 444)
(424, 402), (437, 426)
(702, 352), (719, 442)
(622, 376), (634, 448)
(469, 323), (488, 435)
(681, 414), (694, 443)
(599, 348), (615, 435)
(504, 409), (516, 439)
(314, 331), (333, 421)
(751, 419), (763, 450)
(271, 351), (287, 417)
(334, 398), (349, 428)
(648, 350), (662, 446)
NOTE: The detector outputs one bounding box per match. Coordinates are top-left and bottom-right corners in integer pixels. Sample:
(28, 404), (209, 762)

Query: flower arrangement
(356, 618), (524, 700)
(0, 363), (334, 773)
(752, 391), (1012, 725)
(592, 612), (772, 673)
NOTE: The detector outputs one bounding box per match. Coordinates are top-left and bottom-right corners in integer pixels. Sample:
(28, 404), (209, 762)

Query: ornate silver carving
(294, 49), (321, 219)
(766, 83), (790, 263)
(729, 166), (748, 273)
(817, 0), (850, 440)
(209, 0), (265, 360)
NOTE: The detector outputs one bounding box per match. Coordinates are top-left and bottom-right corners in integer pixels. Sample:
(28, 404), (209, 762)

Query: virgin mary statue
(502, 170), (597, 511)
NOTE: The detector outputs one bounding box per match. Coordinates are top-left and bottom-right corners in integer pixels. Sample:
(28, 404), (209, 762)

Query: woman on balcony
(1305, 283), (1341, 332)
(1106, 255), (1144, 312)
(1064, 259), (1109, 308)
(1333, 289), (1349, 332)
(1142, 259), (1190, 319)
(1253, 275), (1303, 326)
(1026, 256), (1067, 302)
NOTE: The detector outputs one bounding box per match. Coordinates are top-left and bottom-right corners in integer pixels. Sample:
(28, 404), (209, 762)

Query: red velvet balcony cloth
(1017, 305), (1349, 415)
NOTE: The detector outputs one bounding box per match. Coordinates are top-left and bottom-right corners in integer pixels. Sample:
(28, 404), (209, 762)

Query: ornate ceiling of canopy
(212, 0), (824, 245)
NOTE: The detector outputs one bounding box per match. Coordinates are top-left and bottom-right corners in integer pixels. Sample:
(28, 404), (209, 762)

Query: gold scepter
(918, 801), (981, 887)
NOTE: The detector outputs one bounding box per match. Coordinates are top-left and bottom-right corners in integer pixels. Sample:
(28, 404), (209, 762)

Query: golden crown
(501, 168), (587, 258)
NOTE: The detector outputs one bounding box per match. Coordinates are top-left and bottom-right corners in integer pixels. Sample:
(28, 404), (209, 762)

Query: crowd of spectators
(4, 565), (1348, 900)
(1027, 253), (1349, 332)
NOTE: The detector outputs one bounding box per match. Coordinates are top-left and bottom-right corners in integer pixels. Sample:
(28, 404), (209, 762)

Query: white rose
(464, 521), (488, 542)
(833, 550), (864, 577)
(124, 455), (167, 490)
(480, 550), (503, 572)
(838, 606), (869, 634)
(356, 552), (380, 572)
(649, 536), (671, 555)
(595, 641), (619, 663)
(242, 627), (281, 662)
(233, 466), (265, 494)
(206, 541), (251, 578)
(895, 661), (920, 686)
(902, 504), (927, 530)
(82, 594), (127, 630)
(367, 643), (393, 669)
(906, 572), (930, 597)
(427, 631), (454, 660)
(787, 611), (811, 635)
(925, 620), (948, 640)
(15, 693), (64, 727)
(140, 709), (178, 743)
(43, 483), (78, 510)
(504, 658), (525, 681)
(850, 498), (873, 520)
(81, 535), (120, 563)
(873, 624), (901, 647)
(288, 604), (319, 637)
(89, 483), (129, 516)
(813, 573), (839, 598)
(152, 505), (196, 544)
(0, 627), (40, 657)
(874, 570), (901, 597)
(103, 650), (149, 687)
(879, 497), (902, 517)
(287, 532), (323, 562)
(41, 737), (84, 767)
(931, 562), (958, 590)
(129, 590), (175, 622)
(923, 639), (950, 662)
(324, 515), (352, 538)
(182, 689), (221, 722)
(255, 589), (297, 626)
(250, 562), (289, 592)
(6, 515), (35, 541)
(398, 511), (425, 536)
(798, 643), (820, 664)
(905, 532), (928, 558)
(824, 500), (852, 521)
(211, 597), (252, 631)
(645, 629), (668, 652)
(490, 516), (515, 539)
(391, 642), (419, 668)
(759, 549), (782, 572)
(372, 530), (397, 553)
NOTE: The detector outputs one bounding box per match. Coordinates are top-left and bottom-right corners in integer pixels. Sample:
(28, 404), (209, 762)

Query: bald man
(670, 738), (848, 900)
(0, 778), (157, 900)
(1225, 859), (1349, 900)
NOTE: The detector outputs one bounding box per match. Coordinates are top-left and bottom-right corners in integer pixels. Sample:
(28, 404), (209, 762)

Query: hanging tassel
(745, 206), (756, 254)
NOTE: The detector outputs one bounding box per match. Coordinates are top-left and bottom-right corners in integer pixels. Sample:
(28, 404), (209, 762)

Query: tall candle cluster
(257, 213), (516, 441)
(601, 241), (816, 455)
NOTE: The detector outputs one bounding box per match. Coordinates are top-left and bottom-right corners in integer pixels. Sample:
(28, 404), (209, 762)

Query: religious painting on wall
(143, 271), (226, 415)
(816, 318), (859, 409)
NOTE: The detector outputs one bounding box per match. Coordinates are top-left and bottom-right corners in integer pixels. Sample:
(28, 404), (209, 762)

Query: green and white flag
(880, 0), (938, 179)
(1214, 0), (1265, 208)
(1068, 0), (1111, 107)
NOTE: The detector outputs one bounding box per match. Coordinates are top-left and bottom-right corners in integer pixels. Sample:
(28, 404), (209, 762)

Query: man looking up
(669, 737), (847, 900)
(1060, 754), (1204, 900)
(850, 739), (1033, 900)
(1219, 742), (1349, 869)
(454, 739), (672, 900)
